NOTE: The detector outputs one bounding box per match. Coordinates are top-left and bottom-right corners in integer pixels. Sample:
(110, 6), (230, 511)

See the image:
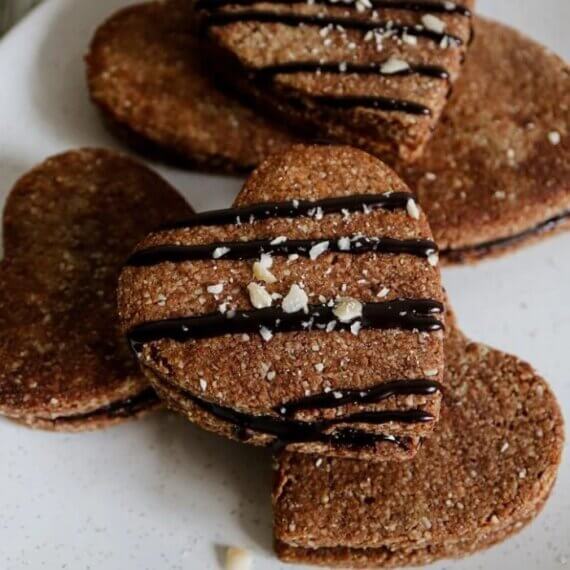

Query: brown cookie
(399, 17), (570, 262)
(85, 0), (295, 173)
(119, 144), (445, 461)
(274, 312), (564, 567)
(197, 0), (475, 163)
(0, 149), (193, 431)
(87, 6), (570, 262)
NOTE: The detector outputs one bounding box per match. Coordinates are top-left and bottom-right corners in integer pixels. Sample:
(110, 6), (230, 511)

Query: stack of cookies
(0, 0), (567, 568)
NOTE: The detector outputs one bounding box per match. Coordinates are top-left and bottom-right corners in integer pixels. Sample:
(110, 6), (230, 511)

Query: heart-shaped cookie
(197, 0), (475, 162)
(119, 144), (445, 460)
(0, 149), (192, 430)
(86, 0), (295, 173)
(88, 6), (570, 263)
(274, 311), (564, 567)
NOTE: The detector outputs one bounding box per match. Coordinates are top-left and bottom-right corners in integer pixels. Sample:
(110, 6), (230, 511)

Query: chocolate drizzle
(443, 210), (570, 262)
(127, 299), (444, 351)
(254, 61), (450, 80)
(197, 0), (471, 15)
(160, 376), (433, 449)
(311, 94), (431, 115)
(201, 11), (463, 46)
(126, 236), (438, 267)
(44, 388), (160, 423)
(161, 193), (414, 231)
(197, 0), (472, 15)
(277, 378), (441, 416)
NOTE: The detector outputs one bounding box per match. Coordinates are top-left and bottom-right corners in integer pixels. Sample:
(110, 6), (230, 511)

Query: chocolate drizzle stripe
(255, 61), (450, 80)
(311, 94), (431, 115)
(196, 0), (472, 17)
(126, 236), (438, 267)
(277, 378), (441, 416)
(159, 376), (419, 449)
(127, 299), (444, 350)
(442, 209), (570, 261)
(201, 11), (464, 46)
(42, 388), (160, 423)
(161, 193), (415, 231)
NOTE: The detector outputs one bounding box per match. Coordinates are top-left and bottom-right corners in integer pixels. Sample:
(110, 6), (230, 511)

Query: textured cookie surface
(119, 145), (445, 460)
(398, 17), (570, 261)
(0, 149), (192, 430)
(86, 0), (295, 172)
(198, 0), (475, 163)
(274, 318), (564, 567)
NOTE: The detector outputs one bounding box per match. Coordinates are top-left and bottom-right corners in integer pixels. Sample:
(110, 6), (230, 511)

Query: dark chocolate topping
(159, 376), (417, 449)
(42, 388), (159, 423)
(311, 94), (432, 115)
(443, 209), (570, 261)
(160, 193), (415, 231)
(126, 236), (438, 267)
(197, 0), (472, 16)
(254, 61), (450, 80)
(201, 10), (463, 46)
(277, 378), (441, 416)
(127, 299), (444, 350)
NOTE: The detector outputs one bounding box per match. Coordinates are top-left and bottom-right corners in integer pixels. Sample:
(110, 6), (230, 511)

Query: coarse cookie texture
(197, 0), (475, 163)
(0, 149), (192, 431)
(119, 144), (445, 461)
(400, 17), (570, 262)
(274, 312), (564, 567)
(86, 0), (295, 173)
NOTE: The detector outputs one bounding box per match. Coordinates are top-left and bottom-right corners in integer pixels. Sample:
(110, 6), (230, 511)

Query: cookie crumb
(225, 546), (252, 570)
(548, 130), (561, 146)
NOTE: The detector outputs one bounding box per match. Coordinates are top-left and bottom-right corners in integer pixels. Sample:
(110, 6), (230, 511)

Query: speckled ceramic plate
(0, 1), (568, 568)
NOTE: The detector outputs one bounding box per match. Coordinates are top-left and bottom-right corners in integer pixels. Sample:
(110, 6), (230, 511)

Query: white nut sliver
(406, 198), (421, 220)
(253, 261), (277, 284)
(247, 283), (273, 309)
(333, 297), (363, 322)
(213, 246), (230, 259)
(381, 57), (410, 74)
(428, 252), (439, 267)
(207, 283), (224, 295)
(309, 241), (330, 260)
(282, 284), (309, 314)
(422, 14), (446, 33)
(338, 237), (351, 251)
(548, 131), (561, 145)
(225, 546), (252, 570)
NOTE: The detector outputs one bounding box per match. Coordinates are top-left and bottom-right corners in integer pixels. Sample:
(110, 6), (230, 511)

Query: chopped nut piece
(247, 283), (273, 309)
(253, 261), (277, 284)
(207, 283), (224, 295)
(282, 284), (309, 313)
(213, 246), (230, 259)
(406, 198), (421, 220)
(309, 241), (330, 260)
(422, 14), (446, 34)
(381, 57), (410, 74)
(333, 297), (363, 322)
(225, 546), (252, 570)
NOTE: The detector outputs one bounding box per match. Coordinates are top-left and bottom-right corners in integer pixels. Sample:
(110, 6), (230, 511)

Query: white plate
(0, 1), (568, 569)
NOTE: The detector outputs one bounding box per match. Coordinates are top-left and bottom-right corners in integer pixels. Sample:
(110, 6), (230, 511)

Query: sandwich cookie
(119, 144), (445, 461)
(196, 0), (475, 163)
(274, 311), (564, 566)
(0, 149), (192, 430)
